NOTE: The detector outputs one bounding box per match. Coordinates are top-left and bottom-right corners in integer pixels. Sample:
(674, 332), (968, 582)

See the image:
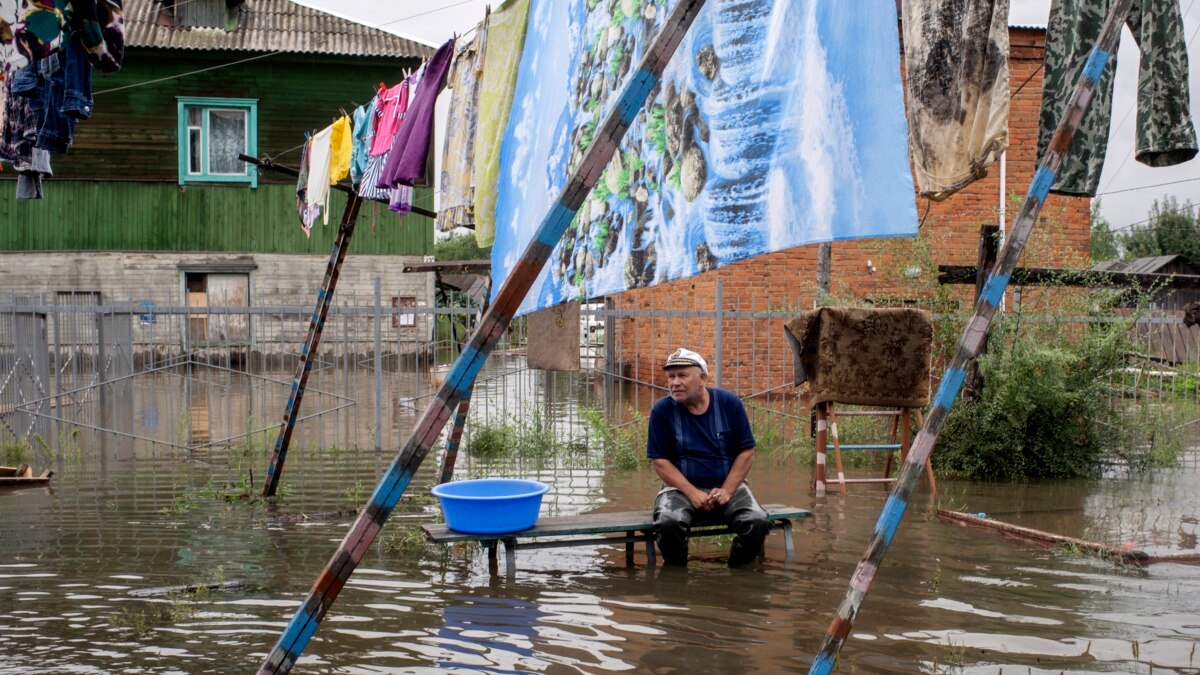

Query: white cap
(663, 348), (708, 376)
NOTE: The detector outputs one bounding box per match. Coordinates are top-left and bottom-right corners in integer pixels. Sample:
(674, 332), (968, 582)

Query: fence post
(96, 302), (107, 411)
(374, 277), (383, 453)
(52, 295), (63, 458)
(714, 280), (723, 387)
(817, 242), (832, 297)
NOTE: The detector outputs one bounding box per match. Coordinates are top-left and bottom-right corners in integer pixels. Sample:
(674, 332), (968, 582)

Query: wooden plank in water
(128, 580), (248, 598)
(0, 466), (52, 485)
(937, 509), (1151, 564)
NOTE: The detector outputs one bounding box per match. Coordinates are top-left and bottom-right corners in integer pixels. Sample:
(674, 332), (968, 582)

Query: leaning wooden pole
(808, 2), (1131, 672)
(437, 395), (472, 484)
(262, 192), (363, 497)
(257, 2), (707, 671)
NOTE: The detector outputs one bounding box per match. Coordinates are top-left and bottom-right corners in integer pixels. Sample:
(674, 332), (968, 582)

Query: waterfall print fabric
(902, 0), (1010, 201)
(489, 0), (918, 314)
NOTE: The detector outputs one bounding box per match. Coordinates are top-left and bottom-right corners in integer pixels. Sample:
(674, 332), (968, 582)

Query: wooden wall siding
(49, 48), (420, 183)
(0, 182), (433, 255)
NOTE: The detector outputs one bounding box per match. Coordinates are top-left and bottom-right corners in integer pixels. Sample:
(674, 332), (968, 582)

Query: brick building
(610, 26), (1092, 396)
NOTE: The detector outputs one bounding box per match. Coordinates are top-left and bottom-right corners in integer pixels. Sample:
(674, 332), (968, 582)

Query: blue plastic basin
(431, 478), (550, 534)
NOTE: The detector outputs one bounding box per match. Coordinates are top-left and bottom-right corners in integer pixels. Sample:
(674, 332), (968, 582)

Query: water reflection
(1, 367), (1199, 673)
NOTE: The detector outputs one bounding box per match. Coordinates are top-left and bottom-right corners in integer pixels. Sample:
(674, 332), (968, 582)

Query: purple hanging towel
(376, 39), (454, 190)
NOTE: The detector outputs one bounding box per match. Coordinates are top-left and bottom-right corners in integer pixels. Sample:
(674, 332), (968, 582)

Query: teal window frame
(176, 96), (258, 187)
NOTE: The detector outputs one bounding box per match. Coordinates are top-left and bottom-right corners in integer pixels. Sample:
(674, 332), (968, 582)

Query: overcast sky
(297, 0), (1200, 232)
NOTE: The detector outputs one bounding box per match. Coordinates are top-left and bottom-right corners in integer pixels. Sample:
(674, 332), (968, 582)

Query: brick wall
(613, 28), (1092, 392)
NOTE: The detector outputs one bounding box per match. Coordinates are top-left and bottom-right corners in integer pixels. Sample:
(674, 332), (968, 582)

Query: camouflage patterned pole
(809, 1), (1132, 672)
(257, 1), (708, 671)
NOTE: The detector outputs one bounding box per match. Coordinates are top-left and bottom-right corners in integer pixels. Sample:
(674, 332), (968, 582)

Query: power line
(1108, 201), (1199, 232)
(1096, 176), (1200, 196)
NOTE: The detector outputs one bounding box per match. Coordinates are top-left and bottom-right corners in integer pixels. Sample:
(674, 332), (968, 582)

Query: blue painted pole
(257, 2), (708, 672)
(809, 1), (1133, 672)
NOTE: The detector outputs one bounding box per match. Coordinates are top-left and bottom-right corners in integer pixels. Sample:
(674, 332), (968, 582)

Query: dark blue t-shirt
(646, 387), (756, 490)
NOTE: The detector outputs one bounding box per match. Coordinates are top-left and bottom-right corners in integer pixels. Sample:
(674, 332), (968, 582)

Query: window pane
(188, 129), (202, 174)
(187, 107), (201, 126)
(207, 109), (247, 174)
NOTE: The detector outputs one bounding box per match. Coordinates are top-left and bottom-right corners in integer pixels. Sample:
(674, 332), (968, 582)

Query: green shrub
(466, 411), (563, 461)
(581, 406), (647, 470)
(467, 423), (513, 457)
(2, 439), (29, 465)
(935, 318), (1127, 480)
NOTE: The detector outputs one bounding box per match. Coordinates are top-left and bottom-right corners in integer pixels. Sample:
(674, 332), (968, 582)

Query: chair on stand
(812, 402), (936, 496)
(785, 307), (937, 497)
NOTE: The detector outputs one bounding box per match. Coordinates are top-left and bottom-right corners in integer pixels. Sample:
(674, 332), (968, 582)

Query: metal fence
(3, 281), (1200, 463)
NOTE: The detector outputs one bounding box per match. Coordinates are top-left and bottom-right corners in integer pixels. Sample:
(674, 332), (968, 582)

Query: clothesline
(240, 153), (436, 220)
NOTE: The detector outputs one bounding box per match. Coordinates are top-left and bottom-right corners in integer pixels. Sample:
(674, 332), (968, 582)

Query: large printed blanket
(785, 307), (933, 408)
(490, 0), (918, 315)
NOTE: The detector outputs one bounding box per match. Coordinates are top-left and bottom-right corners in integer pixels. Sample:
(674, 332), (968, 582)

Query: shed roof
(1090, 254), (1200, 275)
(126, 0), (435, 60)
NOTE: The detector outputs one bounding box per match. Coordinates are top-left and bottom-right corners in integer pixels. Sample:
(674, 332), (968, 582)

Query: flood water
(2, 369), (1199, 673)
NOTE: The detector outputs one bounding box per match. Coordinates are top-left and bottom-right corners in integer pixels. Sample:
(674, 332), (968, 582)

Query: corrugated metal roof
(1091, 259), (1127, 272)
(1125, 255), (1187, 274)
(126, 0), (435, 59)
(1091, 255), (1194, 275)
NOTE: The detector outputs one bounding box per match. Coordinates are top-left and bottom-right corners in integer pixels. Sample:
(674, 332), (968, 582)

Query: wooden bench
(422, 503), (809, 575)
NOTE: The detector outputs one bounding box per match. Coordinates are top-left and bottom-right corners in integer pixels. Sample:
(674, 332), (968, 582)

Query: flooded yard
(2, 367), (1199, 673)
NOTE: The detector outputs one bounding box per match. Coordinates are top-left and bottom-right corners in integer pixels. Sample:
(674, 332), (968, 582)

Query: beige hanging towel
(437, 21), (488, 232)
(902, 0), (1010, 201)
(527, 301), (580, 372)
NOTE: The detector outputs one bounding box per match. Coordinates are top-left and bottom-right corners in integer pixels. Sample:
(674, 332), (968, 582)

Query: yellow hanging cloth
(328, 114), (352, 184)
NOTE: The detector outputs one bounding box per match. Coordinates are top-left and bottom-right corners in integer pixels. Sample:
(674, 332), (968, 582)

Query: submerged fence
(3, 281), (1200, 460)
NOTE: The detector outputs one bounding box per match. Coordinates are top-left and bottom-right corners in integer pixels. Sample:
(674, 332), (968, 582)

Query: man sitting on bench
(647, 348), (769, 567)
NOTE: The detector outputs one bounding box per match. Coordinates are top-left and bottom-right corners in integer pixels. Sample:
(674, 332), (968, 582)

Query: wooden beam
(936, 509), (1151, 563)
(939, 264), (1200, 290)
(401, 260), (491, 274)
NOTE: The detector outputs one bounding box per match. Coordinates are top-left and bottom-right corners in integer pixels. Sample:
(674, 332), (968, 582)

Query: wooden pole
(257, 2), (708, 671)
(809, 2), (1132, 672)
(816, 242), (832, 298)
(261, 192), (362, 497)
(814, 403), (828, 496)
(965, 225), (1000, 401)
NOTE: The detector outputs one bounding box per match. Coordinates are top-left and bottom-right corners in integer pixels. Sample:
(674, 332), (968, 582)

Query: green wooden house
(0, 0), (436, 347)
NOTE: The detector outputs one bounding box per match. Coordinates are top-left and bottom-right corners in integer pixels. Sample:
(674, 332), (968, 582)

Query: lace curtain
(208, 109), (246, 174)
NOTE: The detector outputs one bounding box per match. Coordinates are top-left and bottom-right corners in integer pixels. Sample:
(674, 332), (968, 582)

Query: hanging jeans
(1038, 0), (1198, 196)
(652, 483), (769, 567)
(10, 36), (91, 154)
